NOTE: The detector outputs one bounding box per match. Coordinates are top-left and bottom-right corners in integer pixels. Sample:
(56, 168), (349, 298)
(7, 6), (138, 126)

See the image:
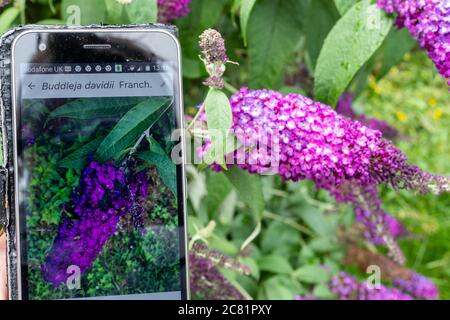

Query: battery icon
(115, 64), (123, 72)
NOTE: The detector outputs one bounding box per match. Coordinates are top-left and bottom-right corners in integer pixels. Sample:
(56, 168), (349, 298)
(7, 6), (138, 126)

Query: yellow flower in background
(368, 76), (382, 95)
(423, 221), (439, 235)
(396, 111), (408, 122)
(433, 108), (443, 121)
(428, 98), (438, 107)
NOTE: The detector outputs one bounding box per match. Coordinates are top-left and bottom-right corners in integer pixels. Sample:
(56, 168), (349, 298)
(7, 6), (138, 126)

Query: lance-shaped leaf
(204, 89), (233, 167)
(50, 97), (147, 120)
(225, 165), (264, 219)
(240, 0), (257, 46)
(58, 136), (104, 169)
(314, 2), (392, 106)
(125, 0), (157, 23)
(96, 97), (172, 161)
(139, 137), (177, 196)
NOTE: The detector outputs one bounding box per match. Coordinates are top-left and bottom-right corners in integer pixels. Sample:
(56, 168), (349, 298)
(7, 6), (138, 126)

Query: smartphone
(10, 28), (188, 300)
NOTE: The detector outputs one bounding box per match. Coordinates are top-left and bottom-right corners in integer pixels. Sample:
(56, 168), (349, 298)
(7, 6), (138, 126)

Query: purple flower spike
(377, 0), (450, 89)
(394, 272), (439, 300)
(42, 160), (148, 287)
(157, 0), (191, 22)
(330, 272), (414, 300)
(229, 88), (450, 194)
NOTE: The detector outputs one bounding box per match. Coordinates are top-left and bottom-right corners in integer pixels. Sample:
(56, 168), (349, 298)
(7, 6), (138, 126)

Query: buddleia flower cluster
(114, 0), (190, 22)
(336, 93), (398, 139)
(42, 160), (148, 286)
(198, 87), (449, 263)
(393, 272), (439, 300)
(228, 88), (450, 195)
(307, 272), (414, 300)
(189, 242), (250, 300)
(297, 271), (439, 300)
(348, 185), (407, 259)
(340, 184), (407, 264)
(157, 0), (191, 22)
(377, 0), (450, 88)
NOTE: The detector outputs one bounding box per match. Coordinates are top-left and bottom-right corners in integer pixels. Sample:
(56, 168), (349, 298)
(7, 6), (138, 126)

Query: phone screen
(11, 30), (187, 300)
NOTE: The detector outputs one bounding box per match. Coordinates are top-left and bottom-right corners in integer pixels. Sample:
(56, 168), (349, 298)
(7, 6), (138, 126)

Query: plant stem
(240, 220), (261, 251)
(16, 0), (26, 24)
(223, 81), (238, 94)
(186, 103), (206, 132)
(263, 211), (315, 237)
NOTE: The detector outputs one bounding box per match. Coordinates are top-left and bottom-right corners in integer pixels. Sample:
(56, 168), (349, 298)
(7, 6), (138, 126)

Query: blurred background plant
(0, 0), (449, 300)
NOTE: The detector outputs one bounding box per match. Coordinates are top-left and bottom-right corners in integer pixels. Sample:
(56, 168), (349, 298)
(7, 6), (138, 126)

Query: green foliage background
(0, 0), (449, 299)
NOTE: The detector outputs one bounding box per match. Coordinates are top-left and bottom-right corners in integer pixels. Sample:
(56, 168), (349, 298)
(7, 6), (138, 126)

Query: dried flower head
(0, 0), (11, 8)
(189, 242), (247, 300)
(199, 29), (229, 89)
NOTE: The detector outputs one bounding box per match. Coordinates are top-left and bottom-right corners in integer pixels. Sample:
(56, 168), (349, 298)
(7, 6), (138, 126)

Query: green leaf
(96, 97), (172, 161)
(247, 0), (303, 88)
(304, 0), (340, 69)
(260, 221), (301, 253)
(36, 19), (65, 25)
(297, 206), (334, 237)
(239, 256), (260, 280)
(62, 0), (107, 24)
(209, 234), (239, 256)
(139, 138), (177, 196)
(313, 283), (334, 298)
(334, 0), (360, 16)
(294, 265), (331, 284)
(224, 166), (264, 218)
(50, 97), (146, 120)
(309, 237), (340, 253)
(258, 255), (293, 274)
(204, 89), (232, 166)
(186, 165), (207, 211)
(239, 0), (257, 46)
(206, 171), (233, 216)
(314, 2), (392, 106)
(125, 0), (157, 24)
(0, 7), (20, 33)
(258, 276), (299, 300)
(205, 89), (232, 133)
(377, 28), (417, 79)
(58, 136), (104, 169)
(105, 0), (127, 24)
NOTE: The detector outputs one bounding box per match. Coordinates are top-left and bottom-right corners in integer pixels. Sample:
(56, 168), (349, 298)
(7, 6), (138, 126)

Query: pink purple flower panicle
(157, 0), (191, 22)
(329, 272), (413, 300)
(198, 87), (449, 263)
(227, 88), (449, 195)
(353, 185), (407, 244)
(393, 272), (439, 300)
(377, 0), (450, 88)
(297, 271), (438, 300)
(42, 160), (148, 286)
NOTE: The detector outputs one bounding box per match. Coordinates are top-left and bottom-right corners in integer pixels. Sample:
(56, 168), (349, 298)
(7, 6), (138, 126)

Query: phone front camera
(38, 43), (47, 51)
